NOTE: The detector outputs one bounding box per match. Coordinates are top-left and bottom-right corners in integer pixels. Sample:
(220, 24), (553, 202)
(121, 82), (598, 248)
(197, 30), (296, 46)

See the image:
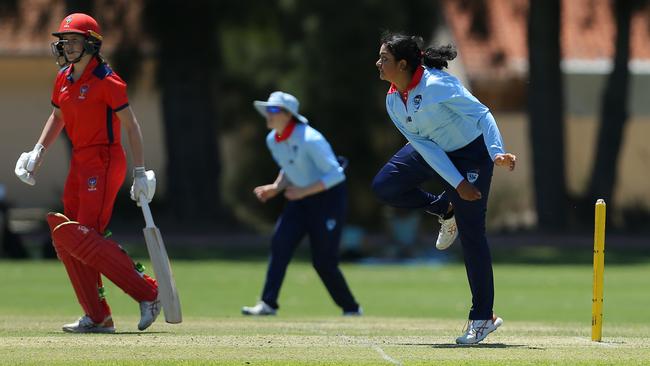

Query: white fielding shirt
(266, 123), (345, 189)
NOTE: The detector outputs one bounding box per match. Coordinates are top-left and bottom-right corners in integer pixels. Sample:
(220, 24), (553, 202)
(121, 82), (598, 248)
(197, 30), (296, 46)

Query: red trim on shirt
(275, 119), (297, 142)
(387, 66), (425, 105)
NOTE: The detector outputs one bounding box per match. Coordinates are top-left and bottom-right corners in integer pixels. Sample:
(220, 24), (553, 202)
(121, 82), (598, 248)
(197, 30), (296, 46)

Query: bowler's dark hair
(380, 31), (457, 73)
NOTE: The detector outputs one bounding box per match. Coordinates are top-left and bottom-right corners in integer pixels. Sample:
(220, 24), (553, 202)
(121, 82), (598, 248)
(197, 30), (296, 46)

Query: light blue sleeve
(389, 112), (464, 188)
(477, 112), (505, 159)
(444, 95), (505, 160)
(305, 134), (345, 189)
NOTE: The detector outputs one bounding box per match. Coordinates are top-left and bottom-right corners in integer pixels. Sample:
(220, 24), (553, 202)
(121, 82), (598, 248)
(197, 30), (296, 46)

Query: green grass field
(1, 259), (649, 365)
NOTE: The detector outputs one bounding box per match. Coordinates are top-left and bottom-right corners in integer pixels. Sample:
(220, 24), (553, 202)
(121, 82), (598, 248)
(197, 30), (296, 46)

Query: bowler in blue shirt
(372, 32), (516, 344)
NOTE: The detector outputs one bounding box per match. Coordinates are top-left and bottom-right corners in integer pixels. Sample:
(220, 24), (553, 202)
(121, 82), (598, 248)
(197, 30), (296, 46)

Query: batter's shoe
(455, 315), (503, 344)
(138, 299), (161, 331)
(436, 215), (458, 250)
(242, 301), (276, 316)
(62, 315), (115, 334)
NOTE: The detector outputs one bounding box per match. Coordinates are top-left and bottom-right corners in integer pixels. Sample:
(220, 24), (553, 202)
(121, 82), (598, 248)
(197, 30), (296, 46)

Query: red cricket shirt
(51, 57), (129, 148)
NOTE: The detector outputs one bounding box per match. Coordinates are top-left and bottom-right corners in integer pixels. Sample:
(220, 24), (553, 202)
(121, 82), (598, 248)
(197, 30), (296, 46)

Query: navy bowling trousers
(372, 136), (495, 320)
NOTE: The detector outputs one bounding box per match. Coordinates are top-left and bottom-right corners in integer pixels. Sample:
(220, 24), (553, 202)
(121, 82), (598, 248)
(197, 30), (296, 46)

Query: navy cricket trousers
(372, 136), (495, 320)
(261, 183), (360, 312)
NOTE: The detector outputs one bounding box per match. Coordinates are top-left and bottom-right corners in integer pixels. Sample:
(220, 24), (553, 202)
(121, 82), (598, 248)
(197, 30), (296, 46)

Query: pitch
(1, 260), (649, 365)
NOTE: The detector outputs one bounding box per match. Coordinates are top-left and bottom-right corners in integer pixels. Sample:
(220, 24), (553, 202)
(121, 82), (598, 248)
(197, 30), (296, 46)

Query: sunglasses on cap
(266, 106), (284, 114)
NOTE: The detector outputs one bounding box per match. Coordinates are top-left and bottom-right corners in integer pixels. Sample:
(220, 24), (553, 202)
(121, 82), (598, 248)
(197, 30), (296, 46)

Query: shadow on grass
(432, 343), (543, 350)
(47, 331), (170, 335)
(66, 230), (650, 265)
(156, 246), (650, 265)
(490, 246), (650, 265)
(113, 244), (650, 265)
(120, 245), (271, 262)
(395, 342), (544, 349)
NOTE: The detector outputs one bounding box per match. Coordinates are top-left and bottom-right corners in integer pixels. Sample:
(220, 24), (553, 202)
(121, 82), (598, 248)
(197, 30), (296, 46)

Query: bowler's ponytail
(422, 44), (457, 70)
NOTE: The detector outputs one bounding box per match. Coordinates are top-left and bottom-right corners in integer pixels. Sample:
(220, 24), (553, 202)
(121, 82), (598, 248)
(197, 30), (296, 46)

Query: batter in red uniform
(15, 13), (160, 333)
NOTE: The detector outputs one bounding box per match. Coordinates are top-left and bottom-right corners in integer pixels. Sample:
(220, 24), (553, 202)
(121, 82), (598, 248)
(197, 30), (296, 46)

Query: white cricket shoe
(242, 300), (277, 316)
(343, 306), (363, 316)
(62, 315), (115, 334)
(138, 299), (161, 331)
(455, 315), (503, 344)
(436, 215), (458, 250)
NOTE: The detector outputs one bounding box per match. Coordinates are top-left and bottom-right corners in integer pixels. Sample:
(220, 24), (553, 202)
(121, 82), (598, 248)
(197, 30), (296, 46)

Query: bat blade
(143, 226), (182, 324)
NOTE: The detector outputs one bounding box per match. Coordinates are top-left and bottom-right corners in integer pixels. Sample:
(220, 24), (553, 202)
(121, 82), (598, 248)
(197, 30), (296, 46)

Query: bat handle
(139, 193), (156, 228)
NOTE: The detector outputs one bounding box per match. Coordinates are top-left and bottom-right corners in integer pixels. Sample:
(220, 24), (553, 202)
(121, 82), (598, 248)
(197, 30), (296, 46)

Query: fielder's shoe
(455, 315), (503, 344)
(343, 306), (363, 316)
(138, 299), (161, 331)
(436, 215), (458, 250)
(62, 315), (115, 334)
(242, 300), (277, 316)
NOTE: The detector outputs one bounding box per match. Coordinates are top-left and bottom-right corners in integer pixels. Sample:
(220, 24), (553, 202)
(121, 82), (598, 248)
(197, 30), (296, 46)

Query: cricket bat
(139, 194), (182, 324)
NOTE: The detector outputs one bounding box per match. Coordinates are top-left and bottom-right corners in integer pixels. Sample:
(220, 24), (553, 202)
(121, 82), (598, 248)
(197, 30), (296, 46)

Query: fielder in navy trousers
(245, 91), (360, 315)
(261, 182), (359, 312)
(372, 136), (495, 320)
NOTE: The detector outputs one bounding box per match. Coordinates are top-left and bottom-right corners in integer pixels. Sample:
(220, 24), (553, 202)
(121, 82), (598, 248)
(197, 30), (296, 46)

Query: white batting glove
(15, 143), (45, 186)
(130, 167), (156, 206)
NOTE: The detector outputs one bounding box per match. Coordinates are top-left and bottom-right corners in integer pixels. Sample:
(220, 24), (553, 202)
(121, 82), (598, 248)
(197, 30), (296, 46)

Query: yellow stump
(592, 199), (606, 342)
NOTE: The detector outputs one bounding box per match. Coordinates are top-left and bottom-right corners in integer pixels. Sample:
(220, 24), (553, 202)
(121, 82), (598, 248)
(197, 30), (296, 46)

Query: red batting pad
(48, 213), (110, 323)
(47, 212), (70, 231)
(55, 250), (111, 323)
(51, 221), (158, 302)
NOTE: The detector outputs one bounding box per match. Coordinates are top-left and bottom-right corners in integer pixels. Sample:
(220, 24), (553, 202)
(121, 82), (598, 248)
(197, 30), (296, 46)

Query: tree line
(0, 0), (646, 241)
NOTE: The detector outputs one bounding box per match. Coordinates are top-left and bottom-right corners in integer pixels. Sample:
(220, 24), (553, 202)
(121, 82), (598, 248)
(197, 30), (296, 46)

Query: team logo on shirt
(87, 176), (98, 191)
(78, 85), (89, 99)
(413, 94), (422, 111)
(77, 225), (89, 235)
(326, 219), (337, 231)
(467, 170), (479, 184)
